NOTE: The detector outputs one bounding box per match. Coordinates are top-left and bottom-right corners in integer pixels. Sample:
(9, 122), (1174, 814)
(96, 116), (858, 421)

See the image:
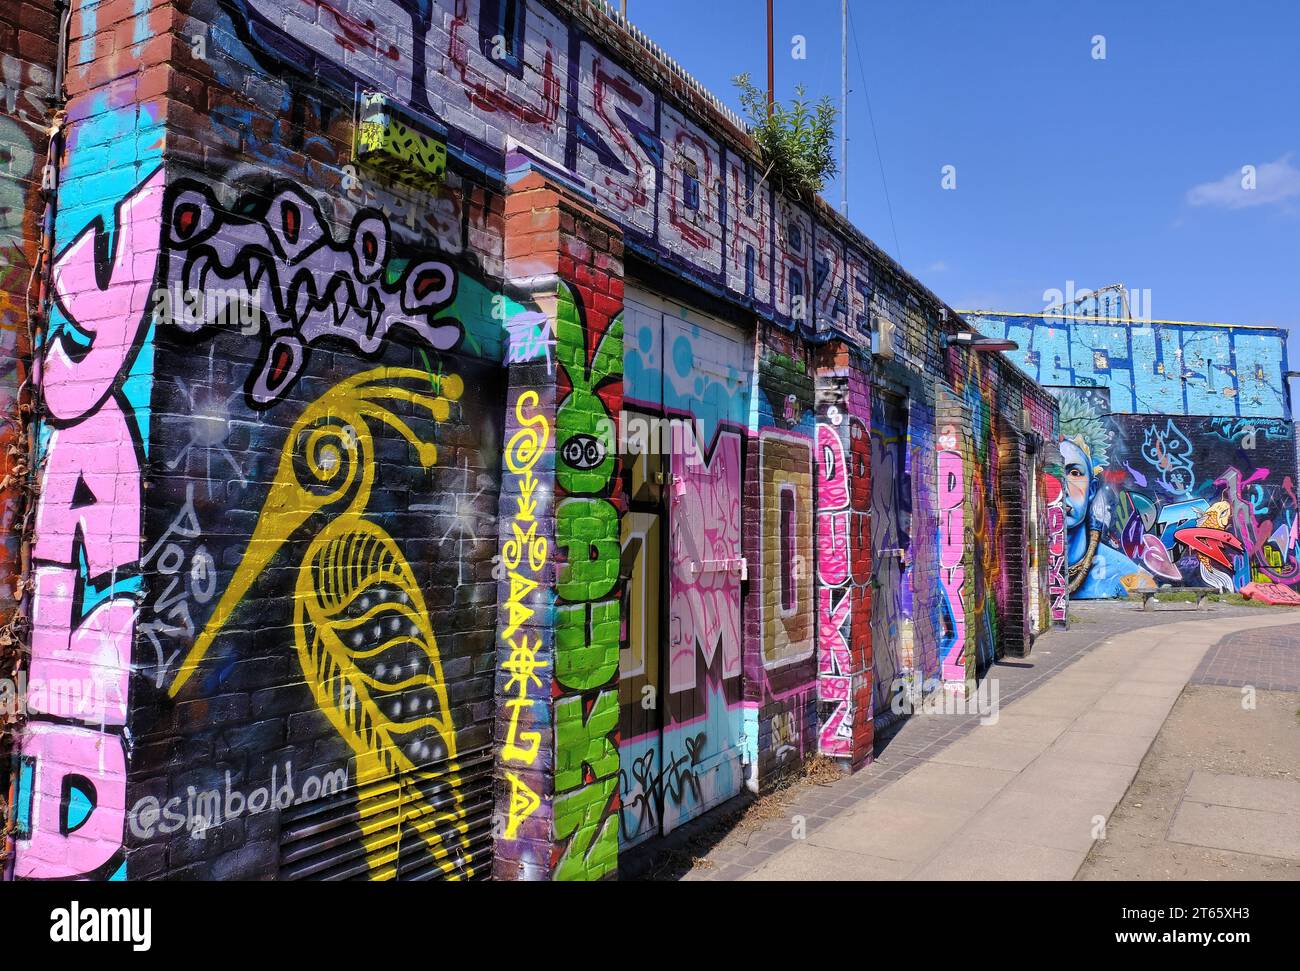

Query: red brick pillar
(937, 387), (977, 699)
(813, 341), (873, 771)
(492, 166), (625, 881)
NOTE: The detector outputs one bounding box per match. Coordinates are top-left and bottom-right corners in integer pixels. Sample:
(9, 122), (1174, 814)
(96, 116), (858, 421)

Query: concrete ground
(1078, 623), (1300, 880)
(667, 602), (1300, 882)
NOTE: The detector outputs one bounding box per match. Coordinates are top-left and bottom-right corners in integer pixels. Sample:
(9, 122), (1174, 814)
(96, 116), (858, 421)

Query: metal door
(870, 392), (911, 728)
(618, 287), (750, 845)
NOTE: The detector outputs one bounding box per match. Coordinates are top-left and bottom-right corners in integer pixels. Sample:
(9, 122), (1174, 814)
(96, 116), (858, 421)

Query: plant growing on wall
(733, 73), (839, 197)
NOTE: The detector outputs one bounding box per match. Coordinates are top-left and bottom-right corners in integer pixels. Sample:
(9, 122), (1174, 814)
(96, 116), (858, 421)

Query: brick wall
(813, 341), (872, 769)
(0, 0), (57, 854)
(4, 0), (1063, 880)
(744, 324), (818, 788)
(547, 175), (625, 881)
(7, 0), (174, 881)
(935, 389), (976, 697)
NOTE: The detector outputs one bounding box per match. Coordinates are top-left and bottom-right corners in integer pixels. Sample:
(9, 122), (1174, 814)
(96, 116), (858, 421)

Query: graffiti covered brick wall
(8, 0), (173, 880)
(8, 0), (528, 879)
(187, 0), (943, 352)
(127, 166), (515, 880)
(4, 0), (1067, 882)
(945, 350), (1060, 672)
(0, 2), (54, 637)
(813, 343), (871, 769)
(1058, 390), (1300, 599)
(936, 393), (974, 696)
(0, 0), (57, 845)
(744, 329), (817, 788)
(551, 231), (625, 882)
(617, 280), (751, 847)
(488, 166), (627, 881)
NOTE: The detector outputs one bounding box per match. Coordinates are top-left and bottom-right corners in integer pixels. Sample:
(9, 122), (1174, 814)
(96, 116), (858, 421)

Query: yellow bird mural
(169, 367), (475, 880)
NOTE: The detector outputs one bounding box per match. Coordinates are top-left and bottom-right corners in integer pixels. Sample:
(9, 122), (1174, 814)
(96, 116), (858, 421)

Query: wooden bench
(1135, 586), (1218, 611)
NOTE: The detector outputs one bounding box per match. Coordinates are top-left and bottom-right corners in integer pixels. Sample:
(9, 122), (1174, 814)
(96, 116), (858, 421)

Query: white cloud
(925, 260), (949, 273)
(1186, 153), (1300, 209)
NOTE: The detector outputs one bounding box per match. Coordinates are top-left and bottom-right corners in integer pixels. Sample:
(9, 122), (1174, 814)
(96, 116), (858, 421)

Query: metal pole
(841, 0), (848, 215)
(767, 0), (775, 116)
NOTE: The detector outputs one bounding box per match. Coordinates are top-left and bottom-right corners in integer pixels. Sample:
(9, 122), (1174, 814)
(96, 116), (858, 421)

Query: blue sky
(625, 0), (1300, 365)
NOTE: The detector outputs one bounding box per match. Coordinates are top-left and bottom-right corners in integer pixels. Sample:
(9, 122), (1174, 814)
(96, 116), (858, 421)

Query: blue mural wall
(1056, 388), (1300, 599)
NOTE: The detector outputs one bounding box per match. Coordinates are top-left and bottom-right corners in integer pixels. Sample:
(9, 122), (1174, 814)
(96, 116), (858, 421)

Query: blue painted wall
(966, 313), (1291, 420)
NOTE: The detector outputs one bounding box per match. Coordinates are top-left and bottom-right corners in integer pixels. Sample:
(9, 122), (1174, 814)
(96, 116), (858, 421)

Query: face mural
(1057, 389), (1300, 598)
(1057, 390), (1156, 598)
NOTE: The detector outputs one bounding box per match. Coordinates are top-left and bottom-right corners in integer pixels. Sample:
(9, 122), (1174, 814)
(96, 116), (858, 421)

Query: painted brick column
(936, 387), (976, 700)
(0, 0), (56, 876)
(998, 417), (1031, 657)
(9, 0), (173, 881)
(492, 166), (624, 881)
(813, 342), (873, 771)
(744, 327), (819, 791)
(1042, 439), (1070, 629)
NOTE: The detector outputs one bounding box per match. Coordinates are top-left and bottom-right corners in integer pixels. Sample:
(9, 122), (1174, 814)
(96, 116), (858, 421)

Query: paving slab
(910, 835), (1083, 881)
(963, 789), (1110, 853)
(873, 761), (1016, 813)
(995, 695), (1095, 720)
(1091, 690), (1177, 715)
(1109, 680), (1184, 700)
(1071, 709), (1171, 738)
(744, 842), (913, 881)
(1048, 669), (1125, 687)
(1006, 754), (1136, 804)
(928, 737), (1044, 773)
(1119, 667), (1193, 686)
(1048, 730), (1155, 767)
(970, 712), (1074, 746)
(807, 798), (974, 862)
(1167, 801), (1300, 862)
(1182, 771), (1300, 815)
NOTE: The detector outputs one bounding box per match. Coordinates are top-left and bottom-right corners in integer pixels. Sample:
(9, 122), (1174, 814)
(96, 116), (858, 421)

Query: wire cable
(848, 5), (902, 262)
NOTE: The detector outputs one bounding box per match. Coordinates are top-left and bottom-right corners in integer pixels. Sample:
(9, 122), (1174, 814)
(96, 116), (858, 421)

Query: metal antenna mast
(767, 0), (775, 116)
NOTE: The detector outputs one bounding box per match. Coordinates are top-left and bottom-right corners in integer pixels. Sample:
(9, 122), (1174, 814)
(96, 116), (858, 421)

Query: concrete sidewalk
(740, 611), (1300, 881)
